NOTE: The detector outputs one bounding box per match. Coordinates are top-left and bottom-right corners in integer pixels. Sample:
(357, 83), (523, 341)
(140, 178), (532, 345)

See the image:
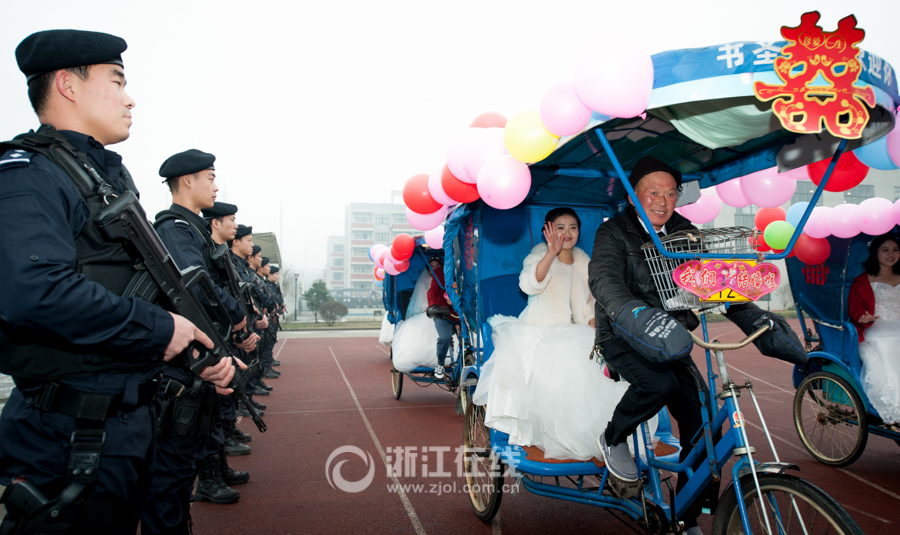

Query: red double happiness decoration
(754, 11), (876, 139)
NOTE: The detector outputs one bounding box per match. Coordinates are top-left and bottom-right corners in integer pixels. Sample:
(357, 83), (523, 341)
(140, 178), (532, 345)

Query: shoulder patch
(0, 149), (35, 170)
(174, 219), (190, 226)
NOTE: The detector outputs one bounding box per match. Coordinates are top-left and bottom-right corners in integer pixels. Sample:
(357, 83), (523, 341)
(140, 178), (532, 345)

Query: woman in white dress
(472, 208), (654, 461)
(849, 232), (900, 424)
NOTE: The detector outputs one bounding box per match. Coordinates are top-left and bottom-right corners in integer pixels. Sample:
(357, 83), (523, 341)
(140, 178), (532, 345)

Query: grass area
(281, 321), (381, 331)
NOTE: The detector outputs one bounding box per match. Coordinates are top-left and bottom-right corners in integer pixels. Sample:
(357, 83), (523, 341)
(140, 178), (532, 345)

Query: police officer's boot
(194, 453), (241, 504)
(219, 447), (250, 485)
(228, 418), (252, 444)
(263, 365), (280, 379)
(224, 433), (252, 456)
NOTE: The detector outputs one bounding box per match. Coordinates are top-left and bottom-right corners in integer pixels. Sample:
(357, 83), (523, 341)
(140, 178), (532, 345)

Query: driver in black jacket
(589, 156), (714, 535)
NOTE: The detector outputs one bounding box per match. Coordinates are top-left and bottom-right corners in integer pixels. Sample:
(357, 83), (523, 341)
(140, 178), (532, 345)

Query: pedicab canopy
(433, 11), (900, 335)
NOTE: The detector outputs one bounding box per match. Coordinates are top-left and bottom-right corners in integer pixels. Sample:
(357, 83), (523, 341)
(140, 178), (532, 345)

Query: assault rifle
(95, 191), (267, 432)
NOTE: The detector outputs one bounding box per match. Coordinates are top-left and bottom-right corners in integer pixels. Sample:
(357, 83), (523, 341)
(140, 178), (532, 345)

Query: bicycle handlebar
(690, 321), (772, 351)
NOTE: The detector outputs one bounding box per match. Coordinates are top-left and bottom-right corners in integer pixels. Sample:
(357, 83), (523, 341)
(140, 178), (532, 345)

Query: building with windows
(323, 192), (413, 301)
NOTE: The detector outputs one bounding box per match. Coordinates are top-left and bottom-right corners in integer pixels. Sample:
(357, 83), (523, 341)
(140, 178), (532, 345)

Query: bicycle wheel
(712, 473), (863, 535)
(458, 349), (477, 413)
(463, 402), (503, 522)
(391, 368), (403, 400)
(794, 372), (867, 467)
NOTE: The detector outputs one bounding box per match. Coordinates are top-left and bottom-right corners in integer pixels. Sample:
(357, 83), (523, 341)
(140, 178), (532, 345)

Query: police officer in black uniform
(141, 150), (251, 533)
(254, 257), (281, 379)
(0, 30), (234, 534)
(267, 266), (285, 366)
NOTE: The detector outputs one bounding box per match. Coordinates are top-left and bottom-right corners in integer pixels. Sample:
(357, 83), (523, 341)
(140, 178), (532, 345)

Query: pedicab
(441, 14), (897, 534)
(382, 236), (475, 412)
(789, 231), (900, 467)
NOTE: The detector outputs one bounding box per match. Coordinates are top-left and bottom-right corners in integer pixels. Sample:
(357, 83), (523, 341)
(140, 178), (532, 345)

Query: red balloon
(394, 259), (410, 272)
(754, 207), (786, 232)
(391, 233), (416, 261)
(403, 173), (443, 215)
(378, 250), (389, 267)
(807, 151), (869, 192)
(469, 112), (508, 129)
(794, 234), (831, 265)
(440, 164), (480, 203)
(749, 228), (771, 252)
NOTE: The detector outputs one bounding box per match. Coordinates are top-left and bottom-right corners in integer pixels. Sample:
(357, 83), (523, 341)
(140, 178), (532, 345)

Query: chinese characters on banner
(752, 11), (876, 139)
(673, 260), (781, 301)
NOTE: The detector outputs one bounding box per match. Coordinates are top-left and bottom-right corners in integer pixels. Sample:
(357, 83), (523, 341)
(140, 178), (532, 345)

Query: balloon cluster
(398, 39), (656, 228)
(672, 129), (900, 266)
(367, 228), (447, 281)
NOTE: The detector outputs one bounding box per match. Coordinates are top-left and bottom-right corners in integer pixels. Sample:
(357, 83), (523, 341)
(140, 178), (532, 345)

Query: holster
(157, 379), (218, 438)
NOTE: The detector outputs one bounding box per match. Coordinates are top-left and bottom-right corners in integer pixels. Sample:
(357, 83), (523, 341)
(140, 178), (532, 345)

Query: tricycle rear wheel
(793, 372), (867, 467)
(463, 402), (503, 522)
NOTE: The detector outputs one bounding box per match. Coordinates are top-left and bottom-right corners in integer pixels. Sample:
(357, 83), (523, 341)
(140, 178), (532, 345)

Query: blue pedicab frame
(441, 39), (899, 534)
(383, 237), (474, 412)
(788, 230), (900, 467)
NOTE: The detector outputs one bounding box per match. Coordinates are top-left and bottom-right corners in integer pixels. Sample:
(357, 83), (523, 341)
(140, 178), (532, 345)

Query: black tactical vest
(0, 126), (156, 384)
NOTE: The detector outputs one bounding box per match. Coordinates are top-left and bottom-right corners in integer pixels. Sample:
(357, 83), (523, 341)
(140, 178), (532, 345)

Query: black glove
(426, 305), (451, 319)
(725, 304), (808, 365)
(612, 300), (693, 364)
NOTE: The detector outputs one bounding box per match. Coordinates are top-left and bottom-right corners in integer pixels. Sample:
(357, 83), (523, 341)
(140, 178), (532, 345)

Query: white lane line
(841, 504), (891, 524)
(264, 404), (454, 415)
(330, 347), (427, 535)
(492, 513), (502, 535)
(375, 344), (390, 355)
(273, 338), (288, 360)
(726, 364), (795, 395)
(744, 420), (900, 504)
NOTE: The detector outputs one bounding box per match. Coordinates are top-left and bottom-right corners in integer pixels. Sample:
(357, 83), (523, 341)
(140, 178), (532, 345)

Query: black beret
(251, 245), (262, 256)
(269, 266), (279, 274)
(628, 156), (682, 190)
(234, 224), (252, 240)
(159, 149), (215, 181)
(16, 30), (127, 83)
(202, 202), (237, 219)
(260, 257), (270, 267)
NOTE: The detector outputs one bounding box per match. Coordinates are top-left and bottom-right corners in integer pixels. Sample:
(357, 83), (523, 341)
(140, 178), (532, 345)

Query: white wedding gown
(859, 282), (900, 424)
(391, 270), (457, 373)
(473, 245), (656, 461)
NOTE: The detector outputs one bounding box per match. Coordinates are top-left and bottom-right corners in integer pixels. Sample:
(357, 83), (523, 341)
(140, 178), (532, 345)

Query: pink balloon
(678, 193), (722, 224)
(424, 225), (445, 249)
(716, 179), (751, 208)
(803, 206), (833, 239)
(476, 155), (532, 210)
(384, 260), (401, 276)
(447, 128), (483, 184)
(781, 166), (809, 180)
(385, 250), (398, 266)
(540, 81), (593, 137)
(463, 127), (507, 184)
(428, 167), (457, 206)
(855, 197), (896, 235)
(827, 203), (861, 239)
(405, 205), (447, 231)
(573, 36), (653, 118)
(893, 199), (900, 226)
(375, 267), (386, 280)
(740, 168), (796, 208)
(370, 244), (387, 263)
(886, 118), (900, 168)
(375, 250), (388, 270)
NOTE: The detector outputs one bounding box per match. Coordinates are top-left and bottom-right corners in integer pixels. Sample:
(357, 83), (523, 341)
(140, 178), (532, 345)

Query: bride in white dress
(854, 234), (900, 424)
(472, 208), (655, 461)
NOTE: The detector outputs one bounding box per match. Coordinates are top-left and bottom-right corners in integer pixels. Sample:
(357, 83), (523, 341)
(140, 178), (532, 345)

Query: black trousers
(602, 336), (720, 526)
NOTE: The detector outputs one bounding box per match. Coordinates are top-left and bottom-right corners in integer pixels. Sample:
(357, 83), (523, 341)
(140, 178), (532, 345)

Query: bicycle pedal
(606, 475), (642, 499)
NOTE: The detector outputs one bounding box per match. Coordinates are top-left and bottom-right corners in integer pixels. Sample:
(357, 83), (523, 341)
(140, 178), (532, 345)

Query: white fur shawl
(517, 243), (595, 326)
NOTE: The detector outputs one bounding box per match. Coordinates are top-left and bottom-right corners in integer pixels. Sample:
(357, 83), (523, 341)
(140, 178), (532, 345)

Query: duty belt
(30, 376), (162, 420)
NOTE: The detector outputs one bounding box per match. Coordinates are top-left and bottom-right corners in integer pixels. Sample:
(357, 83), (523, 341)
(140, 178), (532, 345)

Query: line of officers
(0, 30), (286, 534)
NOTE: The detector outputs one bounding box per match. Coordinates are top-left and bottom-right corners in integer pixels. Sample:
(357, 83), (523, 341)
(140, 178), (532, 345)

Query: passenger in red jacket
(848, 233), (900, 342)
(427, 256), (458, 378)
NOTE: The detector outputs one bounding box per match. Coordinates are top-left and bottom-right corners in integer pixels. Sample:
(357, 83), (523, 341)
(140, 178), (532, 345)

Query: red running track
(192, 323), (900, 534)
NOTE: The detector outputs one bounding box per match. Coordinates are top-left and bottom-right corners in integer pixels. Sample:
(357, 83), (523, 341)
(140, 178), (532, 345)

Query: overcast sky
(2, 0), (898, 273)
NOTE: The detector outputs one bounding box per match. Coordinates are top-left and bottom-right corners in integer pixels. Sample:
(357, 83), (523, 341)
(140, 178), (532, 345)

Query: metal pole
(294, 273), (299, 321)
